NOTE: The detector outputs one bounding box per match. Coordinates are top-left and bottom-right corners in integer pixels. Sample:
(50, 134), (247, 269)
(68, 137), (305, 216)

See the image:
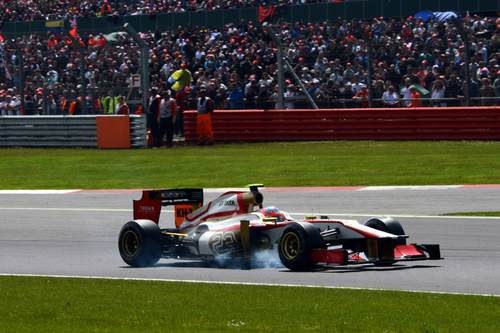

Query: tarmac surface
(0, 186), (499, 295)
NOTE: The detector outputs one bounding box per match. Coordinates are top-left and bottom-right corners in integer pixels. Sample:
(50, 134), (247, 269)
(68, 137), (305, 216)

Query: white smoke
(250, 248), (283, 269)
(211, 248), (283, 269)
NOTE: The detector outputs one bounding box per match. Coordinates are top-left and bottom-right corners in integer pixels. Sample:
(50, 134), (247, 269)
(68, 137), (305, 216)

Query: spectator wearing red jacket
(115, 96), (130, 115)
(408, 86), (422, 108)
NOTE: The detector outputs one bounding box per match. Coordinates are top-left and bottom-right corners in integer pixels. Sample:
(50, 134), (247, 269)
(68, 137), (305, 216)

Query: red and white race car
(118, 185), (441, 270)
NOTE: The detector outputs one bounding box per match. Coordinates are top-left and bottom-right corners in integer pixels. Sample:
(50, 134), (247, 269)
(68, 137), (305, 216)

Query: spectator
(382, 85), (400, 107)
(227, 80), (245, 109)
(196, 88), (214, 145)
(147, 89), (162, 147)
(494, 70), (500, 97)
(431, 79), (446, 106)
(445, 74), (463, 106)
(353, 86), (369, 107)
(0, 93), (7, 116)
(408, 86), (422, 108)
(479, 78), (497, 106)
(400, 78), (413, 107)
(158, 90), (177, 147)
(283, 84), (297, 109)
(68, 95), (82, 115)
(115, 96), (130, 115)
(102, 91), (118, 114)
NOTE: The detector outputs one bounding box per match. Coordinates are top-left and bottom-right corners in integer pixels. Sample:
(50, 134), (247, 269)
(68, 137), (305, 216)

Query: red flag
(258, 4), (275, 23)
(68, 27), (85, 47)
(0, 33), (5, 43)
(69, 27), (78, 38)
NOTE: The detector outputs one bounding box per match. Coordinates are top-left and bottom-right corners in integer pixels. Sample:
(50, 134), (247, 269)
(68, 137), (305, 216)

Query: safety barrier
(183, 107), (500, 142)
(129, 115), (147, 148)
(0, 115), (146, 148)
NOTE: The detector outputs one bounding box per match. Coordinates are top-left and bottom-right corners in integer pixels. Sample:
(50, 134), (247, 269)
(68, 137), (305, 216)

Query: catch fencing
(0, 115), (146, 148)
(184, 106), (500, 142)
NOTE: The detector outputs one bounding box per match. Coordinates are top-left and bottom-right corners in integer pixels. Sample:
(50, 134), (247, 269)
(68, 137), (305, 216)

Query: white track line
(0, 190), (80, 194)
(0, 273), (497, 297)
(359, 185), (463, 191)
(0, 206), (499, 220)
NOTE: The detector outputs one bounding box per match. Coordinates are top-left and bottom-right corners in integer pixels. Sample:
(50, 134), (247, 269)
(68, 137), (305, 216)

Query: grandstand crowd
(0, 13), (499, 116)
(0, 0), (320, 23)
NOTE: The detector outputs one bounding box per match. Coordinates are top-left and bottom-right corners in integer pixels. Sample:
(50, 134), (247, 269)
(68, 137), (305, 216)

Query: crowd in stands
(0, 14), (499, 116)
(0, 0), (322, 23)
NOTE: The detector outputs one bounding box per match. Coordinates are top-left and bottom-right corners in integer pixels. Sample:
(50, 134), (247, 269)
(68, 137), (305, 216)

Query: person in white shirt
(382, 85), (400, 107)
(4, 94), (20, 115)
(158, 90), (177, 147)
(400, 78), (413, 107)
(431, 80), (447, 106)
(0, 94), (7, 116)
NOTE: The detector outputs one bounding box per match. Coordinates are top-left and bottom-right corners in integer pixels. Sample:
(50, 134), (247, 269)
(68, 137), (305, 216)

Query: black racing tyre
(118, 220), (162, 267)
(278, 222), (324, 271)
(364, 217), (406, 245)
(365, 217), (406, 266)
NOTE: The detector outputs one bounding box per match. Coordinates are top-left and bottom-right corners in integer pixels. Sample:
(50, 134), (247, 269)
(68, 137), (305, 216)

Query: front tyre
(278, 223), (323, 271)
(364, 217), (406, 245)
(364, 217), (405, 266)
(118, 220), (162, 267)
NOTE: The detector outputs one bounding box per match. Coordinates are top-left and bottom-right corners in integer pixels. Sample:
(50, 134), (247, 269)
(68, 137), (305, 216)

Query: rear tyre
(278, 223), (323, 271)
(364, 217), (405, 266)
(118, 220), (162, 267)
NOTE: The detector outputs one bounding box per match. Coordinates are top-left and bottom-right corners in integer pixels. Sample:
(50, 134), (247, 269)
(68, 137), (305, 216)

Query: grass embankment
(442, 211), (500, 217)
(0, 276), (499, 333)
(1, 141), (499, 189)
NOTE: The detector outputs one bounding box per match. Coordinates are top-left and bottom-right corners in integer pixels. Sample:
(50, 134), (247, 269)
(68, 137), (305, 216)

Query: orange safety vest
(60, 97), (68, 113)
(68, 100), (77, 115)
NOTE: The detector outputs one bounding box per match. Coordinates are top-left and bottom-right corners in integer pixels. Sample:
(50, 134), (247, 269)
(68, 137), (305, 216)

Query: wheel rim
(122, 230), (140, 257)
(281, 232), (300, 260)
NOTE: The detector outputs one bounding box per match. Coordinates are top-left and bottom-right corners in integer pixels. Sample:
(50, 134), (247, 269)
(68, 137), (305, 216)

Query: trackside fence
(0, 115), (146, 148)
(183, 107), (500, 142)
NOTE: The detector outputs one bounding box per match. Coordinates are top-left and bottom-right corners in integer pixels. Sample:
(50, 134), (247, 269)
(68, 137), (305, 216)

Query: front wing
(311, 239), (441, 266)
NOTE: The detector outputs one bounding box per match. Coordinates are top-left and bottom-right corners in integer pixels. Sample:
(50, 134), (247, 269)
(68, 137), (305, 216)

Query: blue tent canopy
(415, 10), (435, 22)
(415, 11), (458, 22)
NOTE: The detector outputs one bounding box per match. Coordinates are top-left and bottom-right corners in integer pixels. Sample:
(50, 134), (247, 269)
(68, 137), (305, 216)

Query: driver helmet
(260, 206), (288, 222)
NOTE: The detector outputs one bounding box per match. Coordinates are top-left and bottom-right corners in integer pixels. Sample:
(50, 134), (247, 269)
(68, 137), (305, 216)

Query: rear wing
(133, 188), (203, 224)
(146, 188), (203, 205)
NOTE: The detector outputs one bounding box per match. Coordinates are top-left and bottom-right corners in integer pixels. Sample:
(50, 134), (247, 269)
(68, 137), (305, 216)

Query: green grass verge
(441, 211), (500, 217)
(1, 141), (500, 189)
(0, 276), (499, 333)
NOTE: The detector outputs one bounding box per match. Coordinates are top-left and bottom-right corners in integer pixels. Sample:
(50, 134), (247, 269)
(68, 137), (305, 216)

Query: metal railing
(0, 115), (146, 148)
(0, 115), (97, 147)
(129, 115), (147, 148)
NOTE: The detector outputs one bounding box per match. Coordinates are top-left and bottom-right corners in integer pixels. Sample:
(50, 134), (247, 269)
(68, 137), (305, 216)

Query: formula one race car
(118, 185), (441, 270)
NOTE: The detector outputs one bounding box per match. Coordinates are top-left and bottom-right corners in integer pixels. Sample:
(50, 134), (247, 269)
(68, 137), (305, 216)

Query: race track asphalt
(0, 187), (499, 295)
